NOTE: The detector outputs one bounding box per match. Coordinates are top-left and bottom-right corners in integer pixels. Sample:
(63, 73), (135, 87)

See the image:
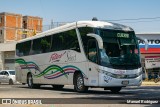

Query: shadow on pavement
(16, 84), (133, 95)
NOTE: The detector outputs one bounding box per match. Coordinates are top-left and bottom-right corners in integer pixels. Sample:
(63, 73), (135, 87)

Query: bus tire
(52, 85), (64, 90)
(110, 87), (122, 93)
(74, 73), (88, 92)
(27, 73), (40, 89)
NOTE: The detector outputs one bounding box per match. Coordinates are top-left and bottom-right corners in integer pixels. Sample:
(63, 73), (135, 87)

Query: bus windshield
(97, 29), (141, 68)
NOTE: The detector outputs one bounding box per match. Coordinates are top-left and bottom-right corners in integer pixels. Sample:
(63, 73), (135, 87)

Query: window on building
(21, 34), (27, 39)
(4, 59), (15, 63)
(23, 21), (27, 29)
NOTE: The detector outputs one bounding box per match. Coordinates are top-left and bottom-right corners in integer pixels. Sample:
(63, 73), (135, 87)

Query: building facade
(136, 33), (160, 80)
(0, 12), (42, 70)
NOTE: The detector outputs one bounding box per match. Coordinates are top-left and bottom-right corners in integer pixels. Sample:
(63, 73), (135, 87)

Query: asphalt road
(0, 84), (160, 107)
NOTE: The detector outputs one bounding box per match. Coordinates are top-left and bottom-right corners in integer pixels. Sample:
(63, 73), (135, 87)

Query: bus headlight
(101, 70), (142, 79)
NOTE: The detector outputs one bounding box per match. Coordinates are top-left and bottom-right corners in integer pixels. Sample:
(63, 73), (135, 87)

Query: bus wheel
(27, 74), (34, 88)
(52, 85), (64, 90)
(110, 87), (122, 93)
(74, 73), (88, 92)
(27, 73), (40, 89)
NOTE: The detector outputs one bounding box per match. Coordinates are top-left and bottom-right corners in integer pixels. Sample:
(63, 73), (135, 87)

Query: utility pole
(51, 19), (54, 29)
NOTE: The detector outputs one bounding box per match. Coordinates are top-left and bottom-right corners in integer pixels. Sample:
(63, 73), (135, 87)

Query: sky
(0, 0), (160, 33)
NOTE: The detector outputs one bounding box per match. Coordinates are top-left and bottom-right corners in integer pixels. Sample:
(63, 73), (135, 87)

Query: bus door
(87, 39), (99, 86)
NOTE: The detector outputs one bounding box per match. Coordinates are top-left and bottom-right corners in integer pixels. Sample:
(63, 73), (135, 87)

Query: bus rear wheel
(110, 87), (122, 93)
(74, 73), (88, 92)
(52, 85), (64, 90)
(27, 73), (40, 89)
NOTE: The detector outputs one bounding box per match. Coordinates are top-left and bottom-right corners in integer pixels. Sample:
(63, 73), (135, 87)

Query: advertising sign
(145, 56), (160, 69)
(136, 34), (160, 54)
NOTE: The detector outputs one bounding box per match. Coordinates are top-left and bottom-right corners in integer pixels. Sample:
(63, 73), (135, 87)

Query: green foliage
(41, 39), (51, 48)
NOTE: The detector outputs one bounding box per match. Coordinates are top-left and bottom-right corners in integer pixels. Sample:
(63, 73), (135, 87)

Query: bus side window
(51, 29), (80, 52)
(40, 36), (51, 53)
(16, 44), (23, 56)
(22, 41), (31, 56)
(32, 38), (42, 54)
(51, 33), (63, 52)
(65, 29), (80, 52)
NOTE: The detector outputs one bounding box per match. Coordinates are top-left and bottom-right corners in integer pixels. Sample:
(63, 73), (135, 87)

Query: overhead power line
(103, 17), (160, 22)
(116, 19), (160, 24)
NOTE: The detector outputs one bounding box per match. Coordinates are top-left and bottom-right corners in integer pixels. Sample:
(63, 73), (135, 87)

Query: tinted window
(64, 29), (80, 52)
(23, 41), (31, 56)
(32, 36), (51, 54)
(16, 43), (23, 56)
(4, 71), (9, 76)
(41, 36), (51, 53)
(16, 29), (80, 56)
(0, 71), (4, 75)
(51, 29), (80, 52)
(78, 27), (94, 55)
(51, 33), (63, 51)
(16, 41), (31, 56)
(32, 38), (42, 54)
(9, 71), (15, 75)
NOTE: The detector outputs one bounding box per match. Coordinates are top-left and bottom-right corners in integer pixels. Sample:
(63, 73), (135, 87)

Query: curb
(141, 82), (160, 86)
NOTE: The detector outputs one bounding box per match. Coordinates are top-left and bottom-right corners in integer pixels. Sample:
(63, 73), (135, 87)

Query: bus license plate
(122, 80), (129, 85)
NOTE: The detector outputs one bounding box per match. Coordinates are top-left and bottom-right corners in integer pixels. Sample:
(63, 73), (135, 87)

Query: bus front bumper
(99, 73), (142, 87)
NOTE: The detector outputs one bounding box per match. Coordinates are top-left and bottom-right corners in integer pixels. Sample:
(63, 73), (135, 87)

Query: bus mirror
(144, 39), (148, 50)
(87, 33), (103, 49)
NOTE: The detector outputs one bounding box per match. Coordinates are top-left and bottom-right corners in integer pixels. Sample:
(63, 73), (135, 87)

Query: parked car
(0, 70), (16, 85)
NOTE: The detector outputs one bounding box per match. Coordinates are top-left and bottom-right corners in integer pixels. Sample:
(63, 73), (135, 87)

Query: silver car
(0, 70), (16, 85)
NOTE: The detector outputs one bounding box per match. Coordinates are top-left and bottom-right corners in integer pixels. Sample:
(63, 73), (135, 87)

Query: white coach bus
(15, 20), (147, 93)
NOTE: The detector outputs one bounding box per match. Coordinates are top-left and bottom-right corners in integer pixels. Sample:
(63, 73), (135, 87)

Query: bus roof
(17, 20), (133, 43)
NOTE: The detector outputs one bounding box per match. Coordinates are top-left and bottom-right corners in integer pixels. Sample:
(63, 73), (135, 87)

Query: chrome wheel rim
(28, 76), (32, 86)
(77, 76), (83, 89)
